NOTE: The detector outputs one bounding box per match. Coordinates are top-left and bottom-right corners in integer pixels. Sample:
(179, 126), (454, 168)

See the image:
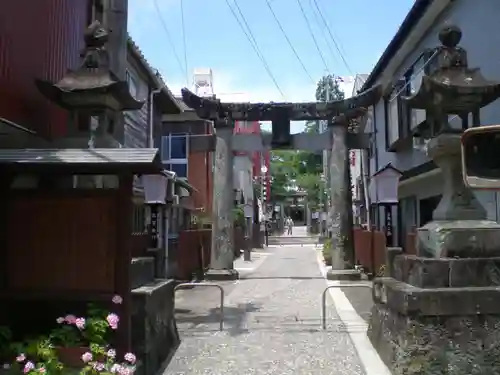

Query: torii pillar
(205, 120), (239, 280)
(327, 113), (363, 280)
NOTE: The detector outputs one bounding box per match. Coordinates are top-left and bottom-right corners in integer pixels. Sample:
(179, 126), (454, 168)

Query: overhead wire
(226, 0), (286, 99)
(311, 0), (354, 76)
(295, 0), (330, 73)
(152, 0), (186, 78)
(180, 0), (189, 86)
(264, 0), (316, 85)
(313, 0), (349, 63)
(307, 0), (342, 69)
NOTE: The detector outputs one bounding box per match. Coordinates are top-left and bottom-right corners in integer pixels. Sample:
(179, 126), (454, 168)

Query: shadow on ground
(175, 302), (262, 337)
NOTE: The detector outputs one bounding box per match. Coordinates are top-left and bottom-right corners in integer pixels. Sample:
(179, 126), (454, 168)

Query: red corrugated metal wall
(0, 0), (89, 138)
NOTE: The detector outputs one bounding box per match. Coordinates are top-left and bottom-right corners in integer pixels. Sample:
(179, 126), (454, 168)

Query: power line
(311, 0), (353, 75)
(180, 0), (189, 86)
(295, 0), (329, 73)
(264, 0), (315, 85)
(152, 0), (186, 78)
(307, 0), (342, 69)
(314, 0), (350, 63)
(225, 0), (286, 99)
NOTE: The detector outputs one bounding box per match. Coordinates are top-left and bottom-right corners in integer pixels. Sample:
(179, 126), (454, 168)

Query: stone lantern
(368, 26), (500, 374)
(35, 21), (144, 146)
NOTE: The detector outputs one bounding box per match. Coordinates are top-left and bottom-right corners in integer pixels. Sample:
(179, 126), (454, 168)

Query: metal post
(174, 283), (225, 331)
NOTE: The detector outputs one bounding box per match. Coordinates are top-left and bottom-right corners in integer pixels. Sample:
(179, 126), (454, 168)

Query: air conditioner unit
(172, 195), (180, 206)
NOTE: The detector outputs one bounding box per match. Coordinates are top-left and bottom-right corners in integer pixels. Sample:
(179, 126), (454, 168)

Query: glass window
(170, 134), (187, 159)
(387, 94), (399, 145)
(161, 136), (170, 161)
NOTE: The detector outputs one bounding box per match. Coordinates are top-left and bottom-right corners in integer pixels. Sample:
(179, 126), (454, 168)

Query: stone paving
(167, 229), (372, 375)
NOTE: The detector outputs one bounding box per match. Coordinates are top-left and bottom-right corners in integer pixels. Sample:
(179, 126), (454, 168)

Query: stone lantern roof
(402, 26), (500, 116)
(35, 21), (144, 112)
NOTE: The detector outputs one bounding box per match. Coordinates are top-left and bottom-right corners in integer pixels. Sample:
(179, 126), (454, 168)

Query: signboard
(149, 204), (160, 248)
(384, 205), (394, 246)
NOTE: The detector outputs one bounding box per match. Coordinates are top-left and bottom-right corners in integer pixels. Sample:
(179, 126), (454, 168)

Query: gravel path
(167, 240), (366, 375)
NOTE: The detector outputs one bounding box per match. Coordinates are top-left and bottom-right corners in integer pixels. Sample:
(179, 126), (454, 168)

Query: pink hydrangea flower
(16, 353), (26, 362)
(38, 367), (46, 374)
(110, 364), (122, 373)
(92, 362), (105, 372)
(124, 353), (136, 364)
(64, 315), (77, 324)
(23, 361), (34, 374)
(106, 313), (119, 329)
(118, 367), (133, 375)
(56, 317), (65, 324)
(81, 352), (93, 363)
(106, 349), (116, 358)
(112, 295), (123, 304)
(75, 317), (86, 330)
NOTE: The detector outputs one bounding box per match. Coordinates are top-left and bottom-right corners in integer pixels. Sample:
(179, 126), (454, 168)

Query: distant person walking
(286, 217), (294, 235)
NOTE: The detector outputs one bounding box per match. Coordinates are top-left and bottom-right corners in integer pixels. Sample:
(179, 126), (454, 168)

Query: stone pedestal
(368, 258), (500, 375)
(206, 125), (239, 281)
(368, 133), (500, 374)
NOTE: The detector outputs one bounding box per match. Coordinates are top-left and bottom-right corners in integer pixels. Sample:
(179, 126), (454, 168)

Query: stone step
(131, 257), (155, 289)
(268, 236), (319, 245)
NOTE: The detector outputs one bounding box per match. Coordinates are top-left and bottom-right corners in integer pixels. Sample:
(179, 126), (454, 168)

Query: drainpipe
(148, 87), (162, 147)
(361, 150), (371, 228)
(148, 86), (165, 276)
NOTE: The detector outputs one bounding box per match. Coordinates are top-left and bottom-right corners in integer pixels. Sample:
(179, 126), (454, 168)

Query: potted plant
(2, 295), (137, 374)
(50, 296), (122, 368)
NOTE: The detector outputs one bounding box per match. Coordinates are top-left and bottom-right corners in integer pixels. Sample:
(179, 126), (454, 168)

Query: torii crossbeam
(179, 85), (382, 281)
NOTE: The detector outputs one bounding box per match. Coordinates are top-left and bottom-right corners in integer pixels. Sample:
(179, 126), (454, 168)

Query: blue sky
(128, 0), (414, 131)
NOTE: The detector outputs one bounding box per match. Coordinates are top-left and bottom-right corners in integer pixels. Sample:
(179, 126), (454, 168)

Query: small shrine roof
(0, 148), (162, 174)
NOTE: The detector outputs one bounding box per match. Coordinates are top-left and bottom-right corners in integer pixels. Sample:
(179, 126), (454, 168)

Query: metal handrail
(321, 283), (373, 330)
(174, 283), (225, 331)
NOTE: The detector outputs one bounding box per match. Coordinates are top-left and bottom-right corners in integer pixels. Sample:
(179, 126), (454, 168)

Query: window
(385, 81), (404, 148)
(385, 50), (434, 150)
(161, 133), (189, 178)
(408, 56), (427, 130)
(126, 70), (139, 99)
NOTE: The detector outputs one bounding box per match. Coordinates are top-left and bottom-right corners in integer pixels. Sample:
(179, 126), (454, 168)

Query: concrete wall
(369, 0), (500, 224)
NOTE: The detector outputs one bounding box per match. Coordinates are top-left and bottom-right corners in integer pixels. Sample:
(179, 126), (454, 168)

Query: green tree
(304, 74), (345, 133)
(266, 74), (344, 203)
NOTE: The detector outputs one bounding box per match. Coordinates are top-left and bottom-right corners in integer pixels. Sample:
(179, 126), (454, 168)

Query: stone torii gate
(181, 86), (381, 280)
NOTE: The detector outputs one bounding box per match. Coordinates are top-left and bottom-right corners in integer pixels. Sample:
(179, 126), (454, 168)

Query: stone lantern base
(368, 255), (500, 374)
(368, 134), (500, 374)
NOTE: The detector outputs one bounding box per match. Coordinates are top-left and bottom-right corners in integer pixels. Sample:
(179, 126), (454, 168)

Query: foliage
(0, 326), (12, 360)
(304, 74), (345, 134)
(268, 74), (344, 204)
(232, 207), (245, 227)
(2, 295), (137, 375)
(322, 238), (332, 265)
(79, 344), (136, 375)
(7, 337), (63, 375)
(295, 173), (326, 209)
(50, 301), (117, 348)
